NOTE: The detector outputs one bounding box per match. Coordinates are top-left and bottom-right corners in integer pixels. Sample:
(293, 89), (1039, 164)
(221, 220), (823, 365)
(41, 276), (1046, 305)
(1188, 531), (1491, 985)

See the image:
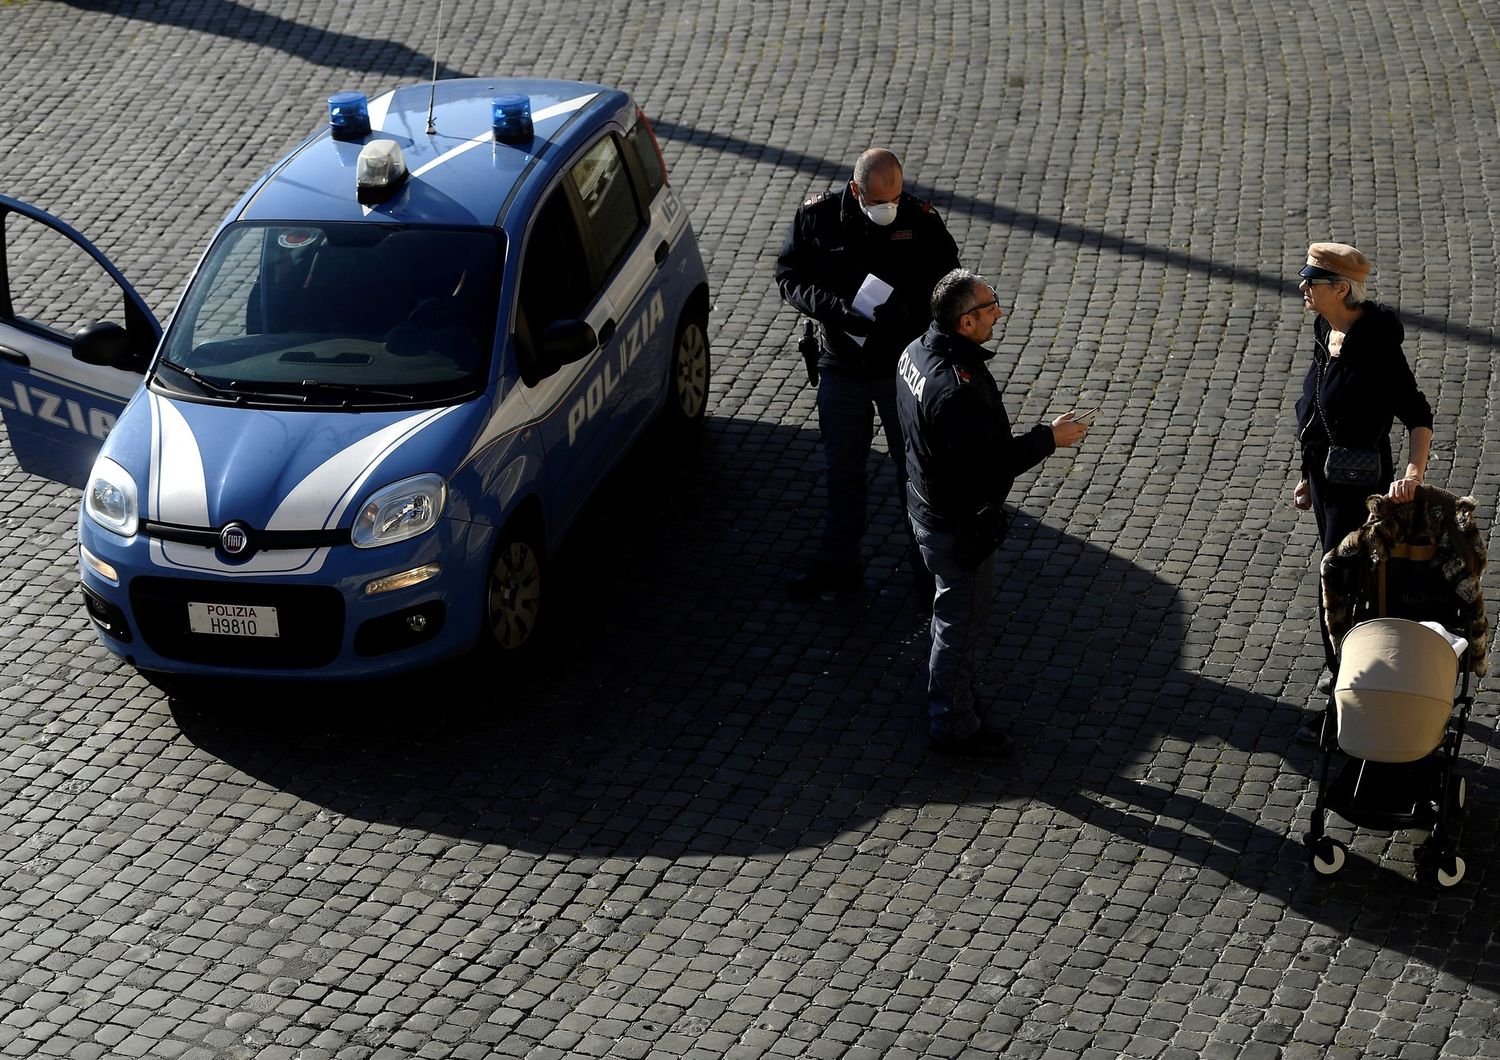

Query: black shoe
(1316, 672), (1334, 695)
(929, 725), (1015, 759)
(788, 561), (863, 598)
(1298, 713), (1326, 745)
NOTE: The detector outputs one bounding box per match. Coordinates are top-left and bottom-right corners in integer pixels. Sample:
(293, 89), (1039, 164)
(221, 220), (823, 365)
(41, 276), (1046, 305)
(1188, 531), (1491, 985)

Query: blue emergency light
(492, 95), (533, 142)
(328, 92), (371, 140)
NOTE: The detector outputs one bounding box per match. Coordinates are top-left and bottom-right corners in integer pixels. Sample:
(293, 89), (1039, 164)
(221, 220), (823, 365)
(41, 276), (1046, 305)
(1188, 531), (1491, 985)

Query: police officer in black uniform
(775, 148), (959, 596)
(896, 269), (1089, 757)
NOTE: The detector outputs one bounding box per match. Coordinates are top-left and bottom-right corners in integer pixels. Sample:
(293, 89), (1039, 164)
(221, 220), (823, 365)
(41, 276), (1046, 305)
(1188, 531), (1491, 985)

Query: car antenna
(425, 0), (444, 135)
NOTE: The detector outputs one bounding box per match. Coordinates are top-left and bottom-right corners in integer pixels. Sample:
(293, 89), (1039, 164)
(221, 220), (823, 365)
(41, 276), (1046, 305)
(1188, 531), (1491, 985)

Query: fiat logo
(220, 523), (250, 555)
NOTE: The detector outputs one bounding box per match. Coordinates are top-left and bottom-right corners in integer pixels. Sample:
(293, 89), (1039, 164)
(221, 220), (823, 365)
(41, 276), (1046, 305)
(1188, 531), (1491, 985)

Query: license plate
(187, 601), (281, 638)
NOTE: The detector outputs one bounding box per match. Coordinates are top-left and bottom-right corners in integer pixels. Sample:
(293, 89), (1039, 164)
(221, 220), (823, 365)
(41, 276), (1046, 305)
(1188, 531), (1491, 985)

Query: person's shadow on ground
(172, 414), (1500, 993)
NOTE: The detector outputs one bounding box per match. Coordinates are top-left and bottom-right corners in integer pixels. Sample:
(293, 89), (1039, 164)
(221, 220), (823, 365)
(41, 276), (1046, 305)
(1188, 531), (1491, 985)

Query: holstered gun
(798, 318), (820, 387)
(954, 503), (1011, 569)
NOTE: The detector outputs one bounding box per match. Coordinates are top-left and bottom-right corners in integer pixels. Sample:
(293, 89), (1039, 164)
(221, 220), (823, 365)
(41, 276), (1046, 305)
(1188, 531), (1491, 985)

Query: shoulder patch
(954, 366), (972, 384)
(919, 200), (933, 213)
(803, 190), (832, 207)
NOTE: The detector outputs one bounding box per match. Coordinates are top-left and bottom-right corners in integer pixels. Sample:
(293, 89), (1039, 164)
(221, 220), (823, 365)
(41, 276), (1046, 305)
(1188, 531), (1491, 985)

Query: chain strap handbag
(1313, 339), (1384, 488)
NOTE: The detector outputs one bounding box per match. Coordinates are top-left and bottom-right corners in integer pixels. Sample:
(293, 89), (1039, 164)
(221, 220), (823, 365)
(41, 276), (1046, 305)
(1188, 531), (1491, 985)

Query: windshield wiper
(215, 379), (417, 407)
(156, 360), (244, 402)
(158, 363), (418, 406)
(286, 379), (417, 404)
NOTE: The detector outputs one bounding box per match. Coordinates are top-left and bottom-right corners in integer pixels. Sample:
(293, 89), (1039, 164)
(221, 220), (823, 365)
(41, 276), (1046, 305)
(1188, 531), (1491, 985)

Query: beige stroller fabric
(1336, 619), (1459, 763)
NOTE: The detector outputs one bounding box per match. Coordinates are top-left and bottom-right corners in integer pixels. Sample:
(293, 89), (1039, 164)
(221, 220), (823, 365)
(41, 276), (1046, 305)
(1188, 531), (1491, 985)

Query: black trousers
(1307, 468), (1386, 671)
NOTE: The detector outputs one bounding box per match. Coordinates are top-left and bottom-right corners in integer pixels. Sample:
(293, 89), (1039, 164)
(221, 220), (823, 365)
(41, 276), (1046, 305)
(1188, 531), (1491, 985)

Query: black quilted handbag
(1323, 445), (1383, 487)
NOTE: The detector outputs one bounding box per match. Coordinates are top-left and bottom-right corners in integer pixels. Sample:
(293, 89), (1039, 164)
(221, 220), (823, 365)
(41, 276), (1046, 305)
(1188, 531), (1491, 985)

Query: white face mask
(861, 199), (899, 226)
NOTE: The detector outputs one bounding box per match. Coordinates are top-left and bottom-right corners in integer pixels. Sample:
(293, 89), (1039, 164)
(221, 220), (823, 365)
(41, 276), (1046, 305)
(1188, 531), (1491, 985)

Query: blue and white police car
(0, 78), (710, 679)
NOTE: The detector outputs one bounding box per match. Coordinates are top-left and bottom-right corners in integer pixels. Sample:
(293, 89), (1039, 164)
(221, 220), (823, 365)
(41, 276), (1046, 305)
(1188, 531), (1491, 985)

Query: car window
(193, 227), (262, 345)
(155, 222), (503, 407)
(624, 120), (666, 202)
(515, 186), (594, 382)
(1, 213), (130, 336)
(568, 136), (644, 281)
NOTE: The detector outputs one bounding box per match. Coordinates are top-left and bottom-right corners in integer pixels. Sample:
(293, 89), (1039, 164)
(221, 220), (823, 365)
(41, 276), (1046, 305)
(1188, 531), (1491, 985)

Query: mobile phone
(1070, 406), (1101, 425)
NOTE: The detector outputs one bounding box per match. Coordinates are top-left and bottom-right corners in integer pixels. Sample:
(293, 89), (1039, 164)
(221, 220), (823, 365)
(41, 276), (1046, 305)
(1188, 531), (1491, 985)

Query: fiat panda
(0, 77), (710, 679)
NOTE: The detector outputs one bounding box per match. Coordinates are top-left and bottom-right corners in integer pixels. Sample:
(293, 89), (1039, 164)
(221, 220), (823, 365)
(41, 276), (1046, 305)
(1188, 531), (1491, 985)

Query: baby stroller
(1303, 485), (1488, 886)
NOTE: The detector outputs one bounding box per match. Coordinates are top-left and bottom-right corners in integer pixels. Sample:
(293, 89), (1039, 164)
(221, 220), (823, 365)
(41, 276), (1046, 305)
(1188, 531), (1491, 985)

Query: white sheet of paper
(845, 274), (894, 347)
(852, 274), (894, 320)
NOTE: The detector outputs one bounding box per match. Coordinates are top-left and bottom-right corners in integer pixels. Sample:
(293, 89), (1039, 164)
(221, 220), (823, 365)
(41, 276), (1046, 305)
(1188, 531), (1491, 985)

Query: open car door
(0, 195), (161, 487)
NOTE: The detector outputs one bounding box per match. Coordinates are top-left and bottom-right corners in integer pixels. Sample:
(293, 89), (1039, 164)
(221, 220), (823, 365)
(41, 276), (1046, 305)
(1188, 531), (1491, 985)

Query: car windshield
(153, 222), (504, 407)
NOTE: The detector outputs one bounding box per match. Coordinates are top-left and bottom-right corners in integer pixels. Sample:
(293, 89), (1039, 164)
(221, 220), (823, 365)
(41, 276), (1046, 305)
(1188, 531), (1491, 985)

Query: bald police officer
(897, 269), (1088, 757)
(776, 148), (959, 596)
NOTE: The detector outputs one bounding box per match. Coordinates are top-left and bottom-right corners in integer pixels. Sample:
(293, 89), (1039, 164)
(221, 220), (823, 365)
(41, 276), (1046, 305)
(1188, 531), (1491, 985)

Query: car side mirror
(527, 319), (597, 384)
(72, 321), (141, 372)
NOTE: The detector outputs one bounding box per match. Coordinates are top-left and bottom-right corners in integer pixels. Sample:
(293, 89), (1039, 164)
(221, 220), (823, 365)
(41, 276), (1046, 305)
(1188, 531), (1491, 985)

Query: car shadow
(171, 414), (1500, 991)
(58, 0), (474, 79)
(651, 119), (1499, 352)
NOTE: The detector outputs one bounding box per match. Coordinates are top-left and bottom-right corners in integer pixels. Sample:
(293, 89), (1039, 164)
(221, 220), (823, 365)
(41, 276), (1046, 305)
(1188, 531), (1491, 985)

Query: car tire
(663, 309), (709, 429)
(484, 525), (544, 654)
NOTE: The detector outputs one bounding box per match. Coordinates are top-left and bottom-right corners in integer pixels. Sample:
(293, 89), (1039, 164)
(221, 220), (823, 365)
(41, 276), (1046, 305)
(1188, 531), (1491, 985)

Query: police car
(0, 78), (710, 679)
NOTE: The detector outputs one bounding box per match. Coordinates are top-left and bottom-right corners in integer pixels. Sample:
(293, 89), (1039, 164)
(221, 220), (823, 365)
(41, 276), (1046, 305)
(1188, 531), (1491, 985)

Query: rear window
(570, 137), (644, 280)
(624, 119), (666, 201)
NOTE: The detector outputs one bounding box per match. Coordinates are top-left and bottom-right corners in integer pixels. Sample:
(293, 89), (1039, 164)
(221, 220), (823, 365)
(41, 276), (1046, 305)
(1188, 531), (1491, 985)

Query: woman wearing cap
(1291, 241), (1433, 701)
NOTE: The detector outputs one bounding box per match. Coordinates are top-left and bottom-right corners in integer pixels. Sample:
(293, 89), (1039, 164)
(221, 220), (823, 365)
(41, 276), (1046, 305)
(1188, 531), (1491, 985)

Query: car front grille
(130, 577), (345, 669)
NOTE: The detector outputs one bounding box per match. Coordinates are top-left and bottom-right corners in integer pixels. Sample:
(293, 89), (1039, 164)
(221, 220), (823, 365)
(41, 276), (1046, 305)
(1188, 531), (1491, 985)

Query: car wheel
(485, 528), (544, 653)
(664, 310), (709, 427)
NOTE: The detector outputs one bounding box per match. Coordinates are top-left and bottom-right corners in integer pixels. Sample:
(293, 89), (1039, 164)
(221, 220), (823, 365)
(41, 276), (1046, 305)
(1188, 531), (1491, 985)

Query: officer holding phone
(895, 269), (1090, 757)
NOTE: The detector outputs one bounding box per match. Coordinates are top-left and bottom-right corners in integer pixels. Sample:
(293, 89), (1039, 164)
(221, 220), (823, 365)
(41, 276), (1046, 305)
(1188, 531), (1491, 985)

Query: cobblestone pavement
(2, 1), (1499, 1057)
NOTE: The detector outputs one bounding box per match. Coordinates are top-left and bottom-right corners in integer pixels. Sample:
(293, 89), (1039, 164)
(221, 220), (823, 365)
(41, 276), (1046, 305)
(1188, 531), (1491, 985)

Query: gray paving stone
(1, 1), (1499, 1058)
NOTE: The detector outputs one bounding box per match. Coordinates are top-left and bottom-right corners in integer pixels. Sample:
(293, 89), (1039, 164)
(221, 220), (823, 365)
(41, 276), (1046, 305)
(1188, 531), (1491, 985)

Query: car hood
(101, 390), (485, 532)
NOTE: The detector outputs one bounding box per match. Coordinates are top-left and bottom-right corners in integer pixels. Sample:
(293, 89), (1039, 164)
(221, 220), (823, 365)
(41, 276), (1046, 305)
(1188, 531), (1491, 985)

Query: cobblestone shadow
(652, 119), (1500, 352)
(58, 0), (472, 79)
(170, 415), (1500, 992)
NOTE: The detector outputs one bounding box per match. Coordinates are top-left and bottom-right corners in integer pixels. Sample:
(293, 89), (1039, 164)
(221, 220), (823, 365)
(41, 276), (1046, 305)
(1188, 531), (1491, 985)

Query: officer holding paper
(775, 147), (959, 596)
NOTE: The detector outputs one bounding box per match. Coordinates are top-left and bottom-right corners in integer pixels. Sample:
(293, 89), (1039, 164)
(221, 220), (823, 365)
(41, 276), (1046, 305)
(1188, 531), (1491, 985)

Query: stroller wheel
(1416, 845), (1467, 887)
(1424, 853), (1467, 888)
(1436, 775), (1468, 828)
(1309, 836), (1347, 876)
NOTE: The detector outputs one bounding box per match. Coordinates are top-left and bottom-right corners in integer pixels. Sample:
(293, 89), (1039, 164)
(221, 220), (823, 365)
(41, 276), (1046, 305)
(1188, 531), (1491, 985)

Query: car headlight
(352, 473), (446, 549)
(84, 458), (139, 537)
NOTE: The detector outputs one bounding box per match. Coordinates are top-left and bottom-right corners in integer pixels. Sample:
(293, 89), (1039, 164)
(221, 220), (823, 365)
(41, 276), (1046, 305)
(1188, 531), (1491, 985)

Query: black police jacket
(895, 324), (1056, 531)
(1293, 302), (1433, 478)
(775, 185), (959, 380)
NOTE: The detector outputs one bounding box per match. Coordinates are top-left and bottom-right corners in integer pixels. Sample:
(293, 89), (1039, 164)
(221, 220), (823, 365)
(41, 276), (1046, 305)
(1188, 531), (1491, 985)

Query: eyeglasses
(964, 299), (999, 314)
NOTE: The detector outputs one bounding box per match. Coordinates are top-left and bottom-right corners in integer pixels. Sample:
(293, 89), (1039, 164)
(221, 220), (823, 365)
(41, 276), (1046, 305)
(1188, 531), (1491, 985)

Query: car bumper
(77, 519), (488, 680)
